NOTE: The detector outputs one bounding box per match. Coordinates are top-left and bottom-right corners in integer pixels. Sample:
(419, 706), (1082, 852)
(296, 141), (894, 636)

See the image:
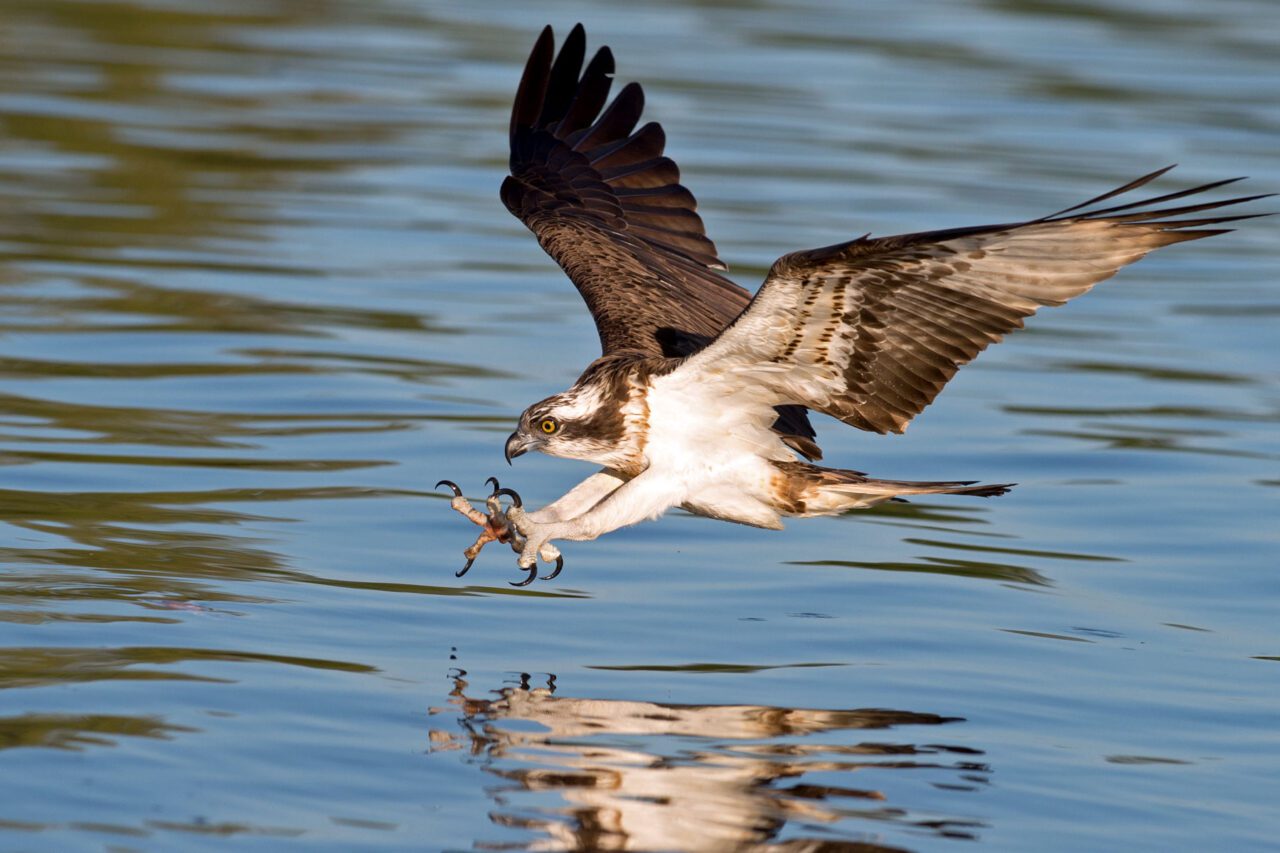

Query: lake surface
(0, 1), (1276, 850)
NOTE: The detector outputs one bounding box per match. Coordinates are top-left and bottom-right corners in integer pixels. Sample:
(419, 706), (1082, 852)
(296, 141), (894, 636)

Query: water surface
(0, 1), (1277, 850)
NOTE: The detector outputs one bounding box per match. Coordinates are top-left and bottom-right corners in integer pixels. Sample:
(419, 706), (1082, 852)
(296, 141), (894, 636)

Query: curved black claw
(494, 487), (522, 508)
(485, 477), (501, 495)
(435, 479), (462, 497)
(540, 555), (564, 581)
(509, 564), (537, 587)
(455, 557), (475, 578)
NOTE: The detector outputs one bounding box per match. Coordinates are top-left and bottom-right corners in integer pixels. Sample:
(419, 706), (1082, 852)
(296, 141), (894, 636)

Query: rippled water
(1, 1), (1277, 850)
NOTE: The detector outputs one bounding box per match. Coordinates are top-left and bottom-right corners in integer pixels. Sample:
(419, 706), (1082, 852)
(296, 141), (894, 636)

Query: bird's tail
(772, 461), (1013, 517)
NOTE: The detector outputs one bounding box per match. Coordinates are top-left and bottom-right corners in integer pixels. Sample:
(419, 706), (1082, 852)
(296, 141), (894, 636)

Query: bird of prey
(437, 24), (1267, 586)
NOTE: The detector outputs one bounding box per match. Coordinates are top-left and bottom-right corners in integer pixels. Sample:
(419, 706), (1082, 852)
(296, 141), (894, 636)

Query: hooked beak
(504, 430), (537, 465)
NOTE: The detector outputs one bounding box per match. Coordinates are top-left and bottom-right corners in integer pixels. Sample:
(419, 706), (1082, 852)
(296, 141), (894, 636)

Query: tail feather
(773, 461), (1013, 516)
(848, 477), (1015, 499)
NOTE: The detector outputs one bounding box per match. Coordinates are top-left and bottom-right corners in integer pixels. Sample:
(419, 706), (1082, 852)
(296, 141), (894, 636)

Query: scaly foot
(436, 479), (526, 578)
(505, 498), (565, 586)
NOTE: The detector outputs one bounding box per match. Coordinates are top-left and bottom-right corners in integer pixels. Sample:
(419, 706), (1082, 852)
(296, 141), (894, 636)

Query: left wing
(505, 24), (820, 458)
(677, 168), (1268, 434)
(503, 24), (747, 357)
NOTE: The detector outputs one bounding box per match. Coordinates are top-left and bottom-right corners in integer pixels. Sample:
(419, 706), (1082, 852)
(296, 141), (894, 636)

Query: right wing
(677, 168), (1268, 434)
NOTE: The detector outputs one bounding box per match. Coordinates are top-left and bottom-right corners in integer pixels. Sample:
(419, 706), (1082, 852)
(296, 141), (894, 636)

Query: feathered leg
(437, 479), (525, 577)
(439, 470), (629, 585)
(508, 470), (684, 573)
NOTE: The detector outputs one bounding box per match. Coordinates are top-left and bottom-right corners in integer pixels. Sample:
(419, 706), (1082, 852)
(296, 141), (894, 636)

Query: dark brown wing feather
(686, 168), (1269, 434)
(504, 25), (819, 457)
(503, 24), (746, 354)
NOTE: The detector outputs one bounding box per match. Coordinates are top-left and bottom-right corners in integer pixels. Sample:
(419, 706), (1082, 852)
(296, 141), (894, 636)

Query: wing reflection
(429, 672), (989, 851)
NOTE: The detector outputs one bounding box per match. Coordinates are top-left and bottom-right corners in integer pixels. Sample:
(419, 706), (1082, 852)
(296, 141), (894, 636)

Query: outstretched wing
(678, 168), (1269, 434)
(503, 25), (820, 459)
(502, 24), (749, 358)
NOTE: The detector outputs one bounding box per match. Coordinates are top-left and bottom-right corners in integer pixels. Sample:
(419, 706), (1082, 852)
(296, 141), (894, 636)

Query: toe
(540, 555), (564, 581)
(510, 564), (538, 587)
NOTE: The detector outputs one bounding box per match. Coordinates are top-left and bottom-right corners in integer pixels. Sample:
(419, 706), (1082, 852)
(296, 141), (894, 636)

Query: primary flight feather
(437, 24), (1267, 586)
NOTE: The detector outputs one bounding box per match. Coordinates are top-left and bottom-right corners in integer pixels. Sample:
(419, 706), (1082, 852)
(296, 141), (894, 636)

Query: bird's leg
(459, 529), (497, 577)
(437, 479), (525, 578)
(485, 479), (526, 552)
(495, 471), (627, 586)
(523, 470), (629, 524)
(507, 470), (682, 580)
(442, 471), (629, 586)
(492, 487), (562, 586)
(437, 480), (490, 527)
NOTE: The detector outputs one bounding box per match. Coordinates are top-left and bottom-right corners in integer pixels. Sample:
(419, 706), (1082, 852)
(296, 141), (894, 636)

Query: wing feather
(503, 25), (821, 456)
(503, 25), (746, 353)
(679, 169), (1269, 434)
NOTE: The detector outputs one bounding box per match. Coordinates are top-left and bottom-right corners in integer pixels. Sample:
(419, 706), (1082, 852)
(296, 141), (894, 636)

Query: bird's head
(505, 386), (627, 466)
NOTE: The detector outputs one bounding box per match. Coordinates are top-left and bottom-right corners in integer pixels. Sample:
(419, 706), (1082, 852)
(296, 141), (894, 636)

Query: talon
(494, 487), (522, 508)
(456, 557), (475, 578)
(436, 479), (462, 497)
(510, 564), (537, 587)
(485, 477), (501, 495)
(540, 555), (564, 581)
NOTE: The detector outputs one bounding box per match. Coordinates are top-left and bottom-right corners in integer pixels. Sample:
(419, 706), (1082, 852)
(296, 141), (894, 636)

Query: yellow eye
(539, 418), (558, 435)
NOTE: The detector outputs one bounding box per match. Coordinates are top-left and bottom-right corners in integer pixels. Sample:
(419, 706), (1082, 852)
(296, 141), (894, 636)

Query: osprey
(438, 25), (1266, 586)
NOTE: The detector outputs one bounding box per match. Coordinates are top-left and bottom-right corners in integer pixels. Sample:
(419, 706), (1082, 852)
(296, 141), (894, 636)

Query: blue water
(0, 1), (1276, 850)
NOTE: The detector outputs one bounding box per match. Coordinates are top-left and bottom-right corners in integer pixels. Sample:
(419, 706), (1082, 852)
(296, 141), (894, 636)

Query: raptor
(437, 24), (1266, 586)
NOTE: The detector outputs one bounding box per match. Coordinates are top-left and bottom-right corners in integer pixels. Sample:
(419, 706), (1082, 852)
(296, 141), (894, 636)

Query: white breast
(643, 369), (793, 521)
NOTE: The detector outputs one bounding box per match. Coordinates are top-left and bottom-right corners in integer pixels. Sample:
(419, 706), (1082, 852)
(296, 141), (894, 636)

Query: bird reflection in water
(428, 670), (990, 851)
